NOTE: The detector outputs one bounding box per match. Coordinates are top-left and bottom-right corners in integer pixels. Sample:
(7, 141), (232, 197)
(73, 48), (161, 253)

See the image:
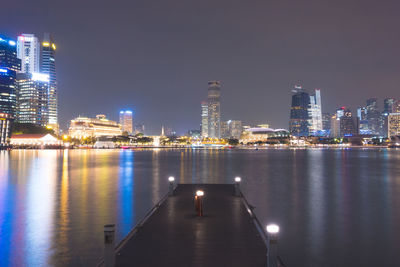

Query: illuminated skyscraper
(308, 89), (323, 135)
(207, 81), (221, 138)
(16, 73), (49, 126)
(17, 34), (40, 73)
(201, 101), (208, 137)
(41, 33), (58, 128)
(289, 85), (310, 137)
(0, 35), (20, 147)
(119, 110), (133, 134)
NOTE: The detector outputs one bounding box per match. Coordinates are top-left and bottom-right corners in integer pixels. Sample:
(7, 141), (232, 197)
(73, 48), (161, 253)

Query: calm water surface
(1, 148), (400, 266)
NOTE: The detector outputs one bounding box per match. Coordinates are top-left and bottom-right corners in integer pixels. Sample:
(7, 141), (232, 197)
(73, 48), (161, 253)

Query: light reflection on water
(0, 148), (400, 266)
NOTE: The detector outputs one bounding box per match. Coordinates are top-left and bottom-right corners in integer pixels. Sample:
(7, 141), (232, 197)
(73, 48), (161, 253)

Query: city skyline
(2, 1), (400, 134)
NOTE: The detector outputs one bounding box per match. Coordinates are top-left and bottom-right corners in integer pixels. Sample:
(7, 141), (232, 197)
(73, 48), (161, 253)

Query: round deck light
(196, 190), (204, 197)
(235, 176), (241, 183)
(168, 176), (175, 182)
(266, 224), (280, 234)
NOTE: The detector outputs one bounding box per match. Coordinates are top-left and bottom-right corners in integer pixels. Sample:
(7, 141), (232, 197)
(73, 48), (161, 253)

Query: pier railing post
(234, 177), (241, 196)
(168, 176), (175, 196)
(104, 224), (116, 267)
(266, 224), (279, 267)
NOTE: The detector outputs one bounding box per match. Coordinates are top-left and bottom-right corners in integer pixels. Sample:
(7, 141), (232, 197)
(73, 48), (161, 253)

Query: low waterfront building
(388, 113), (400, 139)
(240, 127), (289, 144)
(0, 113), (13, 148)
(10, 133), (62, 147)
(69, 114), (122, 139)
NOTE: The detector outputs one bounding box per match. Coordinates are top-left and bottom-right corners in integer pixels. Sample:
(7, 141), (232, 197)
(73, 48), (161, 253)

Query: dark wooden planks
(116, 184), (267, 267)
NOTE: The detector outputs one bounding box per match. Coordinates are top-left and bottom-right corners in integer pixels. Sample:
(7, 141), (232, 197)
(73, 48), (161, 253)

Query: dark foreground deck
(114, 184), (267, 267)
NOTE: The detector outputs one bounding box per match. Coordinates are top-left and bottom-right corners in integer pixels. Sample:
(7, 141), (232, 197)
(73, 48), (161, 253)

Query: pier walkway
(114, 184), (268, 267)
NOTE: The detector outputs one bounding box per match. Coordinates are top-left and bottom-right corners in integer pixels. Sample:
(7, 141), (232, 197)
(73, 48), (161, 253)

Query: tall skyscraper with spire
(40, 33), (58, 128)
(207, 81), (221, 138)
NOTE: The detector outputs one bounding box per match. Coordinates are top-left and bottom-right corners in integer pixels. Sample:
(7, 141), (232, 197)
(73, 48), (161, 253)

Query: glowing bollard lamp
(266, 224), (280, 267)
(168, 176), (175, 196)
(234, 176), (241, 196)
(195, 190), (204, 216)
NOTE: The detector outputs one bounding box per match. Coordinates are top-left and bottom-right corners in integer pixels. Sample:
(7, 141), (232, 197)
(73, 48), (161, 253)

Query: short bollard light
(266, 224), (280, 267)
(234, 176), (241, 196)
(104, 224), (116, 267)
(168, 176), (175, 196)
(195, 190), (204, 217)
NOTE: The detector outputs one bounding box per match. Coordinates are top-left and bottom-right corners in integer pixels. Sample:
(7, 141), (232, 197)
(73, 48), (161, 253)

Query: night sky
(2, 0), (400, 134)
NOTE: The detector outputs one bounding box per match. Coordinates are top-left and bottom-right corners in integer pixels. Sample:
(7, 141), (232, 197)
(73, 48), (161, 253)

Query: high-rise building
(41, 33), (57, 128)
(388, 113), (400, 139)
(357, 107), (369, 134)
(0, 35), (20, 147)
(366, 98), (380, 135)
(289, 85), (310, 137)
(17, 34), (40, 73)
(384, 98), (395, 114)
(220, 120), (243, 139)
(330, 113), (340, 137)
(220, 121), (229, 138)
(340, 108), (356, 137)
(119, 110), (133, 134)
(228, 120), (243, 139)
(322, 112), (331, 134)
(201, 101), (208, 138)
(308, 89), (323, 135)
(0, 36), (20, 116)
(16, 73), (50, 126)
(207, 81), (221, 138)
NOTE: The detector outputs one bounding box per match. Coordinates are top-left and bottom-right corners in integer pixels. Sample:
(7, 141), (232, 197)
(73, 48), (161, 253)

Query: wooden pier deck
(114, 184), (268, 267)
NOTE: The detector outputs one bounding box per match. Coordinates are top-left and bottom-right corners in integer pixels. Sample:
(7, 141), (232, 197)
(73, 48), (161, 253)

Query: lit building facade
(17, 34), (40, 73)
(16, 73), (49, 126)
(207, 81), (221, 138)
(119, 110), (133, 134)
(41, 33), (58, 128)
(388, 113), (400, 139)
(0, 113), (12, 147)
(240, 127), (289, 144)
(289, 85), (310, 137)
(69, 115), (122, 139)
(308, 89), (323, 135)
(10, 133), (62, 147)
(201, 101), (208, 137)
